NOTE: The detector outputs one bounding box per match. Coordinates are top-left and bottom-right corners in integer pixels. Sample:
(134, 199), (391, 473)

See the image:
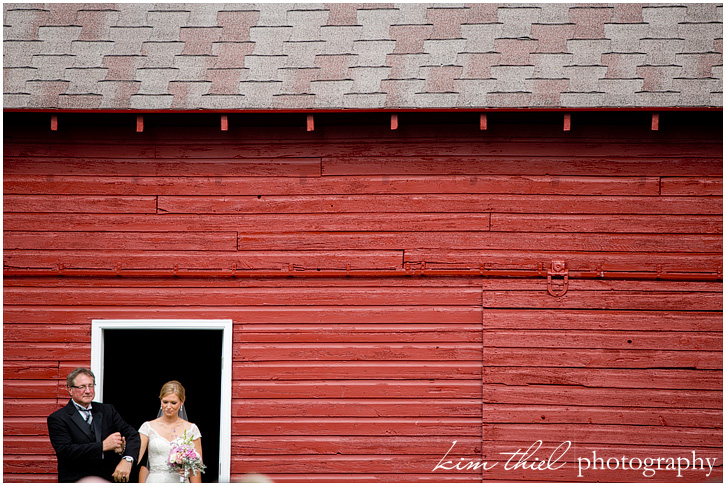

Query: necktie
(77, 406), (95, 438)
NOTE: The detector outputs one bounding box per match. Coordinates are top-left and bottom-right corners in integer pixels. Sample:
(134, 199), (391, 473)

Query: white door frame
(91, 319), (232, 483)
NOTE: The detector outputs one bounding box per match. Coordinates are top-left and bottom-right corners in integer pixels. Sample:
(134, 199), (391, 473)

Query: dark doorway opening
(103, 329), (222, 482)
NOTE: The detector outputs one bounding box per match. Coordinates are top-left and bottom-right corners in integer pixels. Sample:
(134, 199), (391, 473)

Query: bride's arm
(138, 433), (149, 483)
(190, 437), (203, 484)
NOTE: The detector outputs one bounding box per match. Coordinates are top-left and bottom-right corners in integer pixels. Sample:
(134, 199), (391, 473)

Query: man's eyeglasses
(70, 384), (95, 391)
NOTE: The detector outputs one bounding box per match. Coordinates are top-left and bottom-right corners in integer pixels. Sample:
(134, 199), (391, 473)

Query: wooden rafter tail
(651, 113), (659, 131)
(480, 113), (487, 130)
(391, 114), (398, 130)
(136, 115), (144, 133)
(221, 115), (229, 131)
(306, 114), (314, 132)
(563, 113), (571, 131)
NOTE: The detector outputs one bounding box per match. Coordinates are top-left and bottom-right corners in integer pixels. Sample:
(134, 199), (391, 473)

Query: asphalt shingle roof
(3, 3), (723, 110)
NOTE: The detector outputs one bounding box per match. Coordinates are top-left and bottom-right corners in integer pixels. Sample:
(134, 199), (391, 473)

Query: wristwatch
(122, 456), (133, 463)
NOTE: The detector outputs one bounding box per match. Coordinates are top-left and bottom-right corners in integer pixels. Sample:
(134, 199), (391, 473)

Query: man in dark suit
(47, 367), (141, 483)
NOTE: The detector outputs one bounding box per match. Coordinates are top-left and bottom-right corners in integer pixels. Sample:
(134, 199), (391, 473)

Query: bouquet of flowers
(167, 430), (206, 483)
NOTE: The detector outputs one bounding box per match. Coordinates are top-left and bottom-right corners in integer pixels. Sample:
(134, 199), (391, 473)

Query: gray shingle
(282, 40), (326, 68)
(71, 40), (114, 68)
(352, 39), (395, 67)
(30, 54), (75, 80)
(673, 77), (722, 105)
(342, 92), (386, 109)
(3, 39), (44, 67)
(310, 79), (354, 107)
(244, 54), (287, 81)
(599, 78), (643, 106)
(146, 10), (190, 41)
(642, 5), (688, 38)
(136, 67), (180, 94)
(531, 53), (574, 78)
(387, 53), (430, 79)
(356, 8), (397, 40)
(173, 55), (217, 81)
(566, 39), (610, 66)
(110, 26), (154, 55)
(238, 80), (283, 106)
(454, 78), (497, 106)
(640, 38), (685, 65)
(634, 90), (680, 107)
(679, 22), (723, 53)
(490, 65), (536, 92)
(320, 25), (362, 55)
(4, 67), (37, 92)
(64, 67), (107, 94)
(37, 26), (83, 55)
(497, 6), (540, 38)
(129, 93), (174, 109)
(249, 26), (293, 55)
(563, 65), (608, 92)
(199, 93), (246, 109)
(423, 38), (467, 65)
(460, 23), (502, 53)
(349, 66), (391, 93)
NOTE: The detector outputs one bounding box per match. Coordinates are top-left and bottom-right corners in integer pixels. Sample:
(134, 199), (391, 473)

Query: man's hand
(111, 459), (132, 483)
(102, 432), (125, 452)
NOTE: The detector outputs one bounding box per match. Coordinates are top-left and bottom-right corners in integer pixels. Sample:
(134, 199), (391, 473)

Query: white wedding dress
(139, 422), (202, 483)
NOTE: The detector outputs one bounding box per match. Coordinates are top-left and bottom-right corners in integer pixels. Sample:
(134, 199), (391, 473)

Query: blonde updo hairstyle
(159, 380), (186, 402)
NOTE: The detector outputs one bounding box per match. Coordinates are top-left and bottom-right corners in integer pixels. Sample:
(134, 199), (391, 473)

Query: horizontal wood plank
(482, 291), (722, 310)
(231, 417), (481, 436)
(3, 195), (158, 213)
(157, 194), (722, 215)
(3, 213), (491, 233)
(3, 249), (405, 271)
(3, 174), (664, 196)
(233, 380), (482, 399)
(482, 310), (722, 331)
(234, 343), (482, 361)
(2, 306), (483, 324)
(2, 287), (481, 307)
(237, 232), (722, 252)
(482, 367), (722, 389)
(4, 157), (322, 177)
(661, 177), (723, 195)
(232, 399), (482, 417)
(491, 214), (722, 234)
(481, 404), (723, 427)
(4, 232), (239, 251)
(323, 155), (722, 177)
(482, 385), (722, 408)
(482, 330), (722, 350)
(233, 361), (482, 379)
(483, 348), (721, 369)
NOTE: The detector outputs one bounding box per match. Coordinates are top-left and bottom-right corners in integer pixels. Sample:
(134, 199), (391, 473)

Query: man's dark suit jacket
(47, 400), (141, 483)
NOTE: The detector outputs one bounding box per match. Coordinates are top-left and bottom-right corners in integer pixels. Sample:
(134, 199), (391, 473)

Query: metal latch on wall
(547, 260), (569, 297)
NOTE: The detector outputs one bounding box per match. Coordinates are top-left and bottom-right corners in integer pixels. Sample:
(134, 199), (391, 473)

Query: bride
(138, 381), (203, 483)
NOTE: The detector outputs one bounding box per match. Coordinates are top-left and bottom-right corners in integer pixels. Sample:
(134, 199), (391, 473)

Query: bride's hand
(114, 436), (126, 454)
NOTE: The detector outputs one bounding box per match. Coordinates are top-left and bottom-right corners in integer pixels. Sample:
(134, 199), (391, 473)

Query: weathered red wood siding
(3, 112), (722, 482)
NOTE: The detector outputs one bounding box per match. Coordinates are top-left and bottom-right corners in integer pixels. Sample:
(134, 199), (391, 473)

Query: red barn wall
(3, 111), (723, 482)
